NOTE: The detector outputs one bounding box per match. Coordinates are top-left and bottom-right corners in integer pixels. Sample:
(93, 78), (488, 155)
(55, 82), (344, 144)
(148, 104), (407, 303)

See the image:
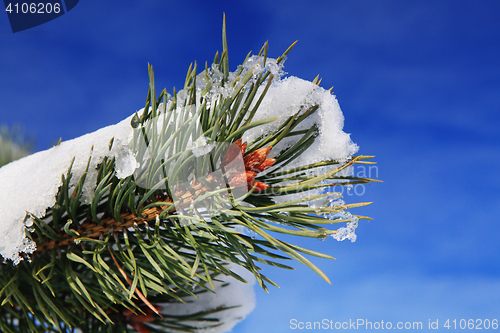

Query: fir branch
(1, 17), (378, 333)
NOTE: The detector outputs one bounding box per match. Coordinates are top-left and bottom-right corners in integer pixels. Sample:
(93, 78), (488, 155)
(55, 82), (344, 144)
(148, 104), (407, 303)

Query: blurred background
(2, 1), (499, 331)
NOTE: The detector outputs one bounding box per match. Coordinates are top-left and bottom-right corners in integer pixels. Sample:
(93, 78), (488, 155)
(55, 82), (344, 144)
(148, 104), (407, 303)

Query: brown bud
(244, 147), (272, 171)
(256, 158), (276, 172)
(131, 314), (155, 323)
(240, 141), (247, 155)
(250, 181), (270, 191)
(123, 309), (133, 316)
(222, 139), (243, 166)
(130, 322), (150, 333)
(228, 170), (257, 187)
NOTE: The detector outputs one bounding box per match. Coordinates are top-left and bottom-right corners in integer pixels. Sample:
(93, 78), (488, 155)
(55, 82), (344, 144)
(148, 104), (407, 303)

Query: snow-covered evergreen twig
(0, 18), (379, 333)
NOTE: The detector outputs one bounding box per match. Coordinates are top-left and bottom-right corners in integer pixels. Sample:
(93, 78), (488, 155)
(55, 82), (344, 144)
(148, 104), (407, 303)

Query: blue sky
(2, 1), (500, 332)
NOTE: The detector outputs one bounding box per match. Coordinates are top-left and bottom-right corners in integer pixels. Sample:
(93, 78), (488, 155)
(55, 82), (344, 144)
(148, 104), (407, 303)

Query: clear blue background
(2, 1), (500, 332)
